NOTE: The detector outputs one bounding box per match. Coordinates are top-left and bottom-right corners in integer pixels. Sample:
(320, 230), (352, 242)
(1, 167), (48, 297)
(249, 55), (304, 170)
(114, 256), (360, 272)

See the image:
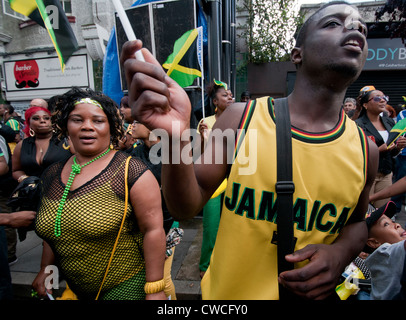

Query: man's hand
(396, 136), (406, 150)
(198, 121), (210, 141)
(120, 40), (191, 137)
(278, 244), (345, 300)
(7, 211), (36, 228)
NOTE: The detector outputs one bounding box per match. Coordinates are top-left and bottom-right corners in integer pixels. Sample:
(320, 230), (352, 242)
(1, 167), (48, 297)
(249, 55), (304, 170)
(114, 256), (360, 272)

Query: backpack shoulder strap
(274, 97), (296, 299)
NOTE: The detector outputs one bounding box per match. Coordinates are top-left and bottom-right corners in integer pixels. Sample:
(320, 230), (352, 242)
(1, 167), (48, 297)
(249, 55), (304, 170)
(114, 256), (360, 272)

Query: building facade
(0, 0), (135, 114)
(245, 1), (406, 109)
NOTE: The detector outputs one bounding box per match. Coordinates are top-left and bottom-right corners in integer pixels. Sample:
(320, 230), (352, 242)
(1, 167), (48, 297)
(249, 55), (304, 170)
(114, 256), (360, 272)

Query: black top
(356, 113), (395, 175)
(20, 136), (72, 177)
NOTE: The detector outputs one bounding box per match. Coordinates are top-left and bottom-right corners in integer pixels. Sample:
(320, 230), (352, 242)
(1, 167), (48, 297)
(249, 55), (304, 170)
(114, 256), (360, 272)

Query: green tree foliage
(375, 0), (406, 44)
(240, 0), (304, 63)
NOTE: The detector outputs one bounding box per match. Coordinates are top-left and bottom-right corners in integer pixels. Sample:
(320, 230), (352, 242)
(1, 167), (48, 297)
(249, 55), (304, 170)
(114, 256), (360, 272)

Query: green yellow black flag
(10, 0), (79, 71)
(163, 27), (203, 88)
(387, 118), (406, 148)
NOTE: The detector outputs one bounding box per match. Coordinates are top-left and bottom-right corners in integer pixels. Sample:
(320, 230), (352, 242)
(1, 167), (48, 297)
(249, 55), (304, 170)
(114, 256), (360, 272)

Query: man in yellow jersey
(121, 1), (379, 299)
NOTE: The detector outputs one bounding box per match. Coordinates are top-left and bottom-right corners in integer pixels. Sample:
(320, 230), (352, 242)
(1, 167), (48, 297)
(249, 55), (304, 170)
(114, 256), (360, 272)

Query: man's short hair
(344, 97), (356, 105)
(3, 104), (14, 114)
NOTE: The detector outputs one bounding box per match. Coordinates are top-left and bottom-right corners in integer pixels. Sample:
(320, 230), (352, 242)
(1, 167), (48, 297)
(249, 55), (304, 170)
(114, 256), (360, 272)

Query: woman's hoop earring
(62, 142), (70, 150)
(29, 128), (35, 137)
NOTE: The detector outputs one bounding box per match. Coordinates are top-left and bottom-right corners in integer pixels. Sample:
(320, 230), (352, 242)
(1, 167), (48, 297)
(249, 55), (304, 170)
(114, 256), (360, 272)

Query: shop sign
(365, 38), (406, 70)
(3, 55), (90, 93)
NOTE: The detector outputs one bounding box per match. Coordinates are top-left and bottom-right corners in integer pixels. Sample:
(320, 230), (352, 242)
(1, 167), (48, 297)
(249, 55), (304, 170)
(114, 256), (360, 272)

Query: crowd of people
(0, 1), (405, 301)
(342, 86), (406, 212)
(0, 87), (182, 300)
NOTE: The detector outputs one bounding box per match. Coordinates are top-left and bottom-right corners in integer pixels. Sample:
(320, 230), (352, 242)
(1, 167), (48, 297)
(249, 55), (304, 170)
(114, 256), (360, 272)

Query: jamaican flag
(387, 117), (406, 148)
(163, 27), (203, 88)
(10, 0), (78, 71)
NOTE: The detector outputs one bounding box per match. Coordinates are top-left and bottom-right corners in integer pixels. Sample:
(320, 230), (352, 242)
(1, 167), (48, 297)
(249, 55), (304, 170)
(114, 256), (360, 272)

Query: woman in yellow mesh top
(32, 87), (166, 300)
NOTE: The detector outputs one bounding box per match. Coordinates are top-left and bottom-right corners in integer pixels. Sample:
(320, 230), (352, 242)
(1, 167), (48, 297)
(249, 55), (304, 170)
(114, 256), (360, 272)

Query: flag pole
(112, 0), (145, 62)
(198, 27), (205, 120)
(201, 74), (205, 120)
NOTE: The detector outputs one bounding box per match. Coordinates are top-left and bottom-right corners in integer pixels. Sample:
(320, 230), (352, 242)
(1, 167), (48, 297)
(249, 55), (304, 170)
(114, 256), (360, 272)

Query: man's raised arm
(121, 40), (242, 219)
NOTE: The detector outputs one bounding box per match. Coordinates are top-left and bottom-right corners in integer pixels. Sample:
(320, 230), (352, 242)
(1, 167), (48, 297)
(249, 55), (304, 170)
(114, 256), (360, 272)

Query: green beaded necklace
(54, 148), (111, 237)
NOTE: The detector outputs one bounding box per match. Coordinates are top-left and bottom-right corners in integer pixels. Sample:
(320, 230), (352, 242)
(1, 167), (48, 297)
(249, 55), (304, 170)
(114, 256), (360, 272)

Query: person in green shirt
(2, 105), (22, 153)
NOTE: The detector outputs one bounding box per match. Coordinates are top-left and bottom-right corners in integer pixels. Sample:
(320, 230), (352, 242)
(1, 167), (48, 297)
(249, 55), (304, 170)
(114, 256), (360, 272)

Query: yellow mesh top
(35, 151), (148, 300)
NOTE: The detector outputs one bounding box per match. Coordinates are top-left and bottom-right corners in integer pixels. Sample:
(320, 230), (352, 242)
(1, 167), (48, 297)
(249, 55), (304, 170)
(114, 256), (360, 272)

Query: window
(2, 0), (27, 20)
(60, 0), (72, 15)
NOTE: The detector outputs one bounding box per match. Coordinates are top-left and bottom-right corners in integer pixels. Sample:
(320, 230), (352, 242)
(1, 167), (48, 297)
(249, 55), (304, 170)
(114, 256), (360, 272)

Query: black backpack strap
(274, 97), (296, 299)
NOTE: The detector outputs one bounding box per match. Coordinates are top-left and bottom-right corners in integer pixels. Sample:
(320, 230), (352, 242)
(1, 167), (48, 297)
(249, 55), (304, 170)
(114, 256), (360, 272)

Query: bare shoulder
(212, 102), (246, 132)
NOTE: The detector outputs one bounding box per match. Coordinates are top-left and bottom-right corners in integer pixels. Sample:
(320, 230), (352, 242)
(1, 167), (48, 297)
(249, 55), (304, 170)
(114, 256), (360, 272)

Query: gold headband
(74, 98), (103, 110)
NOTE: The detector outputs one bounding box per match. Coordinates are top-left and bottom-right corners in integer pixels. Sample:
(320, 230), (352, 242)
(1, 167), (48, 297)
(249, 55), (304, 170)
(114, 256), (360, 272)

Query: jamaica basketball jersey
(201, 96), (368, 299)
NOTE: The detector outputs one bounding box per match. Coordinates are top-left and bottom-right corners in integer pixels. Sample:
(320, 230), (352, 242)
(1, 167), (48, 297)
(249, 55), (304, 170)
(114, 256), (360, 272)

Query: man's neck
(288, 77), (348, 132)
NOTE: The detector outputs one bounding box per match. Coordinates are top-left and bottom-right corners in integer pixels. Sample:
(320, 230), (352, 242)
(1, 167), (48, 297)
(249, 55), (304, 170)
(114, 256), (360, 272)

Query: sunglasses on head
(368, 95), (389, 103)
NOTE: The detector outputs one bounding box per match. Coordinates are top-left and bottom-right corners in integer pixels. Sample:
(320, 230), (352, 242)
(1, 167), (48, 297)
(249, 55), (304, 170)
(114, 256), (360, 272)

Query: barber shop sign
(14, 60), (40, 89)
(4, 55), (90, 92)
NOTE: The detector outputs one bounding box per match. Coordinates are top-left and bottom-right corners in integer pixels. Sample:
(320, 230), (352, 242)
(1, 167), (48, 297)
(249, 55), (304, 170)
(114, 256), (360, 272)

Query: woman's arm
(370, 175), (406, 202)
(130, 169), (166, 300)
(11, 141), (28, 182)
(32, 241), (56, 297)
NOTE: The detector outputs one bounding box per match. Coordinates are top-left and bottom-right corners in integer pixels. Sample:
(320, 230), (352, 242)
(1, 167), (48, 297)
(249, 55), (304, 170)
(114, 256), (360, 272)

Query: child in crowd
(364, 201), (406, 300)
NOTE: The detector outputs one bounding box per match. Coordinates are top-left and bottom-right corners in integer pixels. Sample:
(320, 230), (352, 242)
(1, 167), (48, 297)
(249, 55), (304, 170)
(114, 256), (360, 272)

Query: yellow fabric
(196, 115), (217, 134)
(56, 283), (78, 300)
(164, 247), (177, 300)
(197, 115), (227, 198)
(8, 142), (16, 154)
(5, 119), (20, 131)
(211, 178), (227, 199)
(201, 96), (367, 299)
(9, 0), (37, 17)
(95, 156), (131, 300)
(335, 267), (365, 300)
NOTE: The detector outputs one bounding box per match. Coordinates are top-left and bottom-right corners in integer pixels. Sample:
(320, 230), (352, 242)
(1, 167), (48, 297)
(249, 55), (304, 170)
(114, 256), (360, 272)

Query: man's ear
(291, 47), (302, 65)
(366, 237), (381, 250)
